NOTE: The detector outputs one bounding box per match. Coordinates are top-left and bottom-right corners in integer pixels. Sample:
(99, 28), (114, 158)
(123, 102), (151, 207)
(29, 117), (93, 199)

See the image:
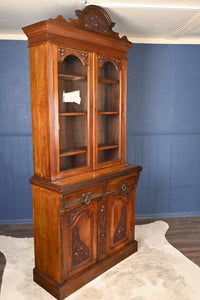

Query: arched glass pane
(58, 54), (88, 172)
(97, 61), (120, 164)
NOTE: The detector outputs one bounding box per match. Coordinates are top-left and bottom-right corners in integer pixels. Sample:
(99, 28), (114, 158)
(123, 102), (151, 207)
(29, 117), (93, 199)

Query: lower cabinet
(61, 178), (137, 281)
(31, 168), (141, 299)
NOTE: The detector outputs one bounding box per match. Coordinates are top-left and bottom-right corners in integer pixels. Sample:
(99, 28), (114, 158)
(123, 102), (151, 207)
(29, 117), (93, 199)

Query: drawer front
(62, 183), (104, 210)
(107, 174), (138, 193)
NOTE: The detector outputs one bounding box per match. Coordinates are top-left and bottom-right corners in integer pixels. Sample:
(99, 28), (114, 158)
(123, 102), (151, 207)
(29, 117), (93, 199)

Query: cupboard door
(107, 190), (133, 254)
(96, 55), (123, 168)
(57, 48), (92, 174)
(62, 201), (97, 280)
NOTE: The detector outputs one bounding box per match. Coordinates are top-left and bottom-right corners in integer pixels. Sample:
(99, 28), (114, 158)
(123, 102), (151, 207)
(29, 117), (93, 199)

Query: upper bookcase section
(22, 5), (132, 58)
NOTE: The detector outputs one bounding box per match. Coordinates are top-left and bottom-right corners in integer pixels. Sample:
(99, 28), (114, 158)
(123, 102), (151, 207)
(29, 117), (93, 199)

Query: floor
(0, 216), (200, 293)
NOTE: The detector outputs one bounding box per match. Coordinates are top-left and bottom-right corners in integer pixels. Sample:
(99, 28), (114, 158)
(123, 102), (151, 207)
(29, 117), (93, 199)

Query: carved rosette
(113, 206), (127, 244)
(72, 227), (90, 266)
(99, 203), (107, 256)
(98, 55), (122, 71)
(57, 48), (89, 65)
(83, 13), (109, 33)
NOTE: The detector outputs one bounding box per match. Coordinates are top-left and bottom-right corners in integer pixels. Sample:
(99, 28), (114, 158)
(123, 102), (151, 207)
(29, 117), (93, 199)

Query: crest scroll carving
(75, 5), (115, 35)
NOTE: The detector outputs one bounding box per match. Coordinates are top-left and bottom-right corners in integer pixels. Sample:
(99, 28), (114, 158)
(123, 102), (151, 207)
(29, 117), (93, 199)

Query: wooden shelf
(98, 112), (119, 115)
(59, 112), (87, 116)
(98, 78), (119, 84)
(60, 147), (87, 157)
(98, 144), (119, 151)
(58, 74), (87, 81)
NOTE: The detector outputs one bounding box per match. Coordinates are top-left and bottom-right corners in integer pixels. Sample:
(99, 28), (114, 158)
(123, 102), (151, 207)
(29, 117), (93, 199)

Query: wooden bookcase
(23, 5), (142, 299)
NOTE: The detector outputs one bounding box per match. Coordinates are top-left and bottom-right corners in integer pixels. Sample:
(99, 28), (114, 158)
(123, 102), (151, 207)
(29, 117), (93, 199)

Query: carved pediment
(48, 5), (131, 44)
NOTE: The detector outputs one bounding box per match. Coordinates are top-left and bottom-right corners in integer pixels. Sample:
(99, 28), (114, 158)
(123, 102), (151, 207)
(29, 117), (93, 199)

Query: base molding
(33, 240), (138, 300)
(136, 211), (200, 219)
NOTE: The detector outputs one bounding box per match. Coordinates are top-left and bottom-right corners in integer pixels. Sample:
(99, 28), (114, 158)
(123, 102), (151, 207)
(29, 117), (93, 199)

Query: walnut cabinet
(23, 5), (142, 299)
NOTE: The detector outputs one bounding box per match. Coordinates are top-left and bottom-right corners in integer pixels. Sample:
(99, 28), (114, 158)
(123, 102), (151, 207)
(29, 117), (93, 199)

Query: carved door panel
(62, 201), (97, 280)
(107, 191), (132, 254)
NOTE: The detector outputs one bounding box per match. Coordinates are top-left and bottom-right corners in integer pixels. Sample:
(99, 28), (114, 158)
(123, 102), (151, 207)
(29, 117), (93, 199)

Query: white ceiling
(2, 0), (200, 44)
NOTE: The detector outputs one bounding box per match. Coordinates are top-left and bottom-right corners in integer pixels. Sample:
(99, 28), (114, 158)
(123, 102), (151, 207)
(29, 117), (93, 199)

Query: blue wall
(0, 40), (33, 223)
(127, 44), (200, 218)
(0, 41), (200, 223)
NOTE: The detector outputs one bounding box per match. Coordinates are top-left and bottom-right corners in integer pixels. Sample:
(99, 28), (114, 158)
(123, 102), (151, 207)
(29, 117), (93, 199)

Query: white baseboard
(1, 212), (200, 224)
(136, 211), (200, 219)
(0, 219), (33, 224)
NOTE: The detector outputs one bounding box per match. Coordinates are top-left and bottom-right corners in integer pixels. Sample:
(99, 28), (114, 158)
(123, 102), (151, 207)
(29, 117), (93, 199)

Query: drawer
(62, 183), (104, 210)
(107, 174), (138, 193)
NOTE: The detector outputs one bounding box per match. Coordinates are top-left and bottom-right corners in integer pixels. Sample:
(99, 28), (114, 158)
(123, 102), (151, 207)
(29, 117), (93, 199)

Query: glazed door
(57, 48), (92, 175)
(62, 200), (97, 280)
(95, 55), (124, 169)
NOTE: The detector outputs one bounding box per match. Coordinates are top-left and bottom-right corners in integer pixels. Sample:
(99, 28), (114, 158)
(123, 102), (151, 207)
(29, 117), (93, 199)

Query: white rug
(1, 221), (200, 300)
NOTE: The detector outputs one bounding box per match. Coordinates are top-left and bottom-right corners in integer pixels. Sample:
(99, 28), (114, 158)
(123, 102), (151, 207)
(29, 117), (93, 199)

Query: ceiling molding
(0, 34), (27, 40)
(129, 36), (200, 45)
(85, 1), (200, 11)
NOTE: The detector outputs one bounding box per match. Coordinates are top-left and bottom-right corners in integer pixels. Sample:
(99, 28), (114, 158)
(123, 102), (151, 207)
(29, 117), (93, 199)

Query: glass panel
(98, 81), (119, 112)
(60, 154), (87, 172)
(59, 115), (87, 154)
(98, 62), (119, 113)
(58, 55), (87, 113)
(97, 61), (120, 164)
(58, 54), (88, 172)
(98, 115), (119, 146)
(98, 115), (119, 164)
(98, 149), (119, 164)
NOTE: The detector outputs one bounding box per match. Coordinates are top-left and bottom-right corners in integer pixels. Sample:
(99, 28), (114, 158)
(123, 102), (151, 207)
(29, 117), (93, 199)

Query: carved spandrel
(99, 203), (107, 256)
(113, 206), (127, 244)
(57, 48), (89, 65)
(98, 55), (122, 71)
(72, 227), (90, 267)
(67, 205), (87, 225)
